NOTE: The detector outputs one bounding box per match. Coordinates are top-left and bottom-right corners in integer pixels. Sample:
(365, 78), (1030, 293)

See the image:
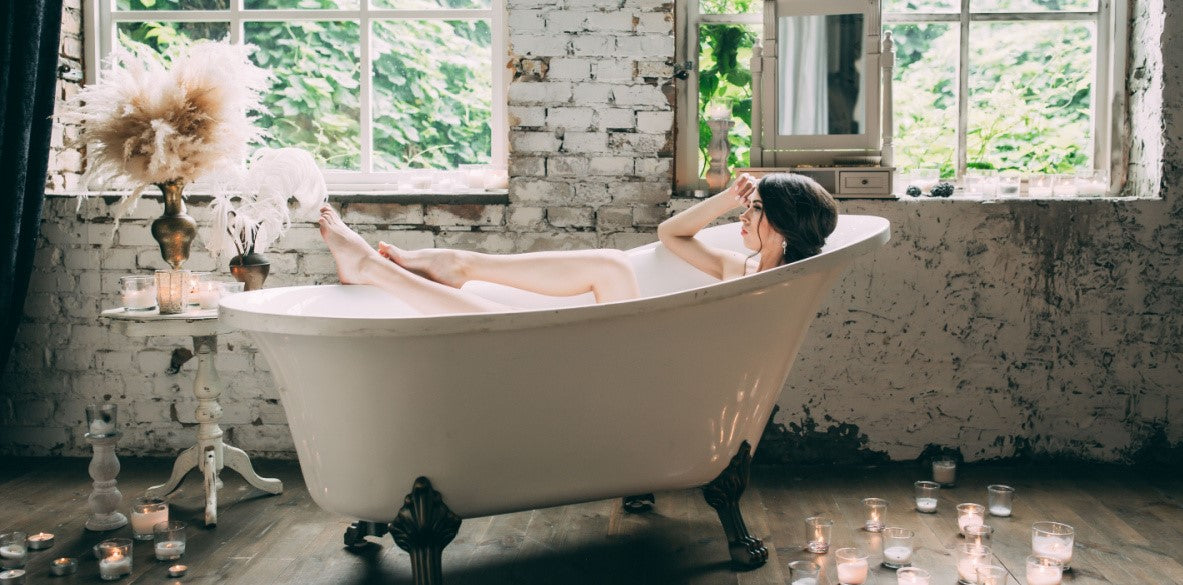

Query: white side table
(101, 307), (283, 526)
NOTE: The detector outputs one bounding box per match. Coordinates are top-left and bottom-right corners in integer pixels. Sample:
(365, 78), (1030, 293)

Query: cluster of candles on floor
(0, 500), (187, 583)
(789, 458), (1075, 585)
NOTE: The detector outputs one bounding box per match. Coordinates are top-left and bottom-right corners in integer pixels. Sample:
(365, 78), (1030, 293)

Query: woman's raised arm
(656, 174), (756, 280)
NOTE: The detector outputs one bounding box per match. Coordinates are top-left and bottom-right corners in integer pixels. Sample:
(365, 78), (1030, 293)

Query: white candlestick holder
(85, 433), (128, 531)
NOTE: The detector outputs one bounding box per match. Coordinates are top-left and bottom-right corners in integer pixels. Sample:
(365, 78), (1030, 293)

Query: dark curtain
(0, 0), (63, 375)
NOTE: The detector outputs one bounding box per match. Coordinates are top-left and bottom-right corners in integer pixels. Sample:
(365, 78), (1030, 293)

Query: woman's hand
(728, 174), (758, 208)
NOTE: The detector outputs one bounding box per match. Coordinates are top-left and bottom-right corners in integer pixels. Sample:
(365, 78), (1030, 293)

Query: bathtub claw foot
(701, 441), (767, 569)
(389, 476), (461, 585)
(622, 493), (655, 513)
(344, 521), (388, 548)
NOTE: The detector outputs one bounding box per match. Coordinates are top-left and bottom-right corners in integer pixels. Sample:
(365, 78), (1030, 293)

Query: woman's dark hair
(756, 173), (839, 264)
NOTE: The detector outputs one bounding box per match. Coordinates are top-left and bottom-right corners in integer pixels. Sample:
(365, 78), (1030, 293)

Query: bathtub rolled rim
(218, 215), (890, 338)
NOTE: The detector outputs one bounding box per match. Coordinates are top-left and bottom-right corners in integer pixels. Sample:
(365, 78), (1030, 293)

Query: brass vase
(150, 180), (198, 270)
(229, 250), (270, 291)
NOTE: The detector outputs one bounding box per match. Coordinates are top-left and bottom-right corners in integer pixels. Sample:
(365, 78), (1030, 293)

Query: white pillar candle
(154, 541), (185, 561)
(836, 559), (868, 585)
(99, 552), (132, 580)
(883, 545), (913, 565)
(1032, 536), (1073, 565)
(1026, 563), (1062, 585)
(958, 512), (984, 535)
(915, 497), (938, 513)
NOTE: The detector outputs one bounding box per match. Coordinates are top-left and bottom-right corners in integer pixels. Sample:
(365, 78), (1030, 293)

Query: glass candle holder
(914, 167), (940, 194)
(997, 172), (1021, 196)
(185, 272), (210, 306)
(881, 526), (914, 569)
(976, 564), (1008, 585)
(964, 169), (998, 196)
(0, 533), (27, 570)
(97, 538), (133, 581)
(914, 480), (940, 513)
(862, 497), (886, 532)
(49, 558), (77, 576)
(834, 548), (869, 585)
(120, 275), (157, 311)
(130, 497), (168, 540)
(24, 532), (53, 551)
(153, 521), (186, 560)
(1026, 555), (1064, 585)
(787, 560), (820, 585)
(86, 403), (118, 437)
(897, 567), (932, 585)
(955, 543), (991, 585)
(220, 281), (246, 296)
(1075, 169), (1109, 196)
(965, 524), (993, 548)
(1052, 174), (1078, 197)
(190, 281), (221, 310)
(1028, 174), (1055, 197)
(0, 570), (24, 585)
(932, 457), (957, 486)
(987, 485), (1014, 517)
(1031, 521), (1074, 570)
(155, 269), (191, 315)
(804, 516), (832, 553)
(957, 503), (985, 536)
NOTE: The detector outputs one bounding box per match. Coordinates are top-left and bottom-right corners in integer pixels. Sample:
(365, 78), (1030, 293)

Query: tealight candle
(834, 548), (869, 585)
(97, 539), (133, 581)
(155, 540), (185, 561)
(896, 567), (932, 585)
(932, 457), (957, 486)
(955, 543), (991, 585)
(24, 533), (53, 551)
(0, 533), (27, 570)
(168, 564), (188, 578)
(49, 557), (77, 576)
(1026, 555), (1064, 585)
(804, 516), (832, 554)
(957, 503), (986, 536)
(862, 497), (886, 532)
(0, 569), (24, 584)
(914, 480), (939, 513)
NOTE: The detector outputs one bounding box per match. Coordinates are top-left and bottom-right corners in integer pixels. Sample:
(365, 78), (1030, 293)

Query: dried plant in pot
(208, 148), (327, 291)
(59, 40), (271, 269)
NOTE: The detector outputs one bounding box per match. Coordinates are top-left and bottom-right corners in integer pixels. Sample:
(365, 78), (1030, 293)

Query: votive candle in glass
(881, 526), (914, 569)
(965, 524), (993, 548)
(168, 564), (188, 578)
(49, 557), (77, 576)
(987, 485), (1014, 517)
(1026, 555), (1064, 585)
(897, 567), (932, 585)
(787, 560), (820, 585)
(86, 403), (118, 438)
(976, 564), (1008, 585)
(0, 569), (24, 585)
(914, 480), (940, 513)
(804, 516), (832, 554)
(1027, 174), (1054, 197)
(834, 547), (869, 585)
(1052, 174), (1078, 197)
(933, 457), (957, 486)
(1075, 169), (1109, 196)
(964, 169), (998, 197)
(130, 497), (168, 540)
(997, 172), (1021, 196)
(220, 281), (246, 297)
(153, 521), (186, 561)
(24, 532), (53, 551)
(97, 539), (133, 581)
(957, 503), (986, 536)
(955, 543), (991, 585)
(155, 269), (190, 315)
(120, 275), (157, 311)
(0, 534), (26, 570)
(185, 272), (210, 306)
(862, 497), (886, 532)
(1031, 522), (1073, 570)
(192, 281), (222, 310)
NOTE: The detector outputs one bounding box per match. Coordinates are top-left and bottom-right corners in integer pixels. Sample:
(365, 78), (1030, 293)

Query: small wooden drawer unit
(736, 167), (896, 199)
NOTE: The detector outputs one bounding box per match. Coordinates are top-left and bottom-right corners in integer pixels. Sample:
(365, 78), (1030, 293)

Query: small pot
(229, 251), (270, 291)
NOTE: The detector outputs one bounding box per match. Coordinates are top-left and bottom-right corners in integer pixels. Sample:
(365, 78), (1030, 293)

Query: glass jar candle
(185, 272), (211, 307)
(1075, 169), (1109, 196)
(957, 503), (986, 536)
(153, 521), (186, 561)
(965, 524), (993, 548)
(155, 269), (191, 315)
(955, 542), (991, 585)
(881, 526), (914, 568)
(897, 567), (932, 585)
(1031, 521), (1074, 570)
(1028, 174), (1054, 197)
(914, 480), (940, 513)
(130, 497), (168, 540)
(0, 533), (27, 570)
(987, 485), (1014, 517)
(964, 169), (998, 196)
(834, 548), (869, 585)
(976, 564), (1008, 585)
(1052, 174), (1078, 196)
(0, 570), (24, 585)
(932, 457), (957, 486)
(120, 275), (157, 311)
(1026, 555), (1064, 585)
(997, 172), (1021, 196)
(85, 403), (118, 438)
(804, 516), (832, 554)
(97, 539), (133, 581)
(862, 497), (886, 532)
(787, 560), (820, 585)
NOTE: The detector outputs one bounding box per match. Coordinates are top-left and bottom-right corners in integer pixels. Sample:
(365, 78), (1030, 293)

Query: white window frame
(677, 0), (1129, 192)
(84, 0), (508, 192)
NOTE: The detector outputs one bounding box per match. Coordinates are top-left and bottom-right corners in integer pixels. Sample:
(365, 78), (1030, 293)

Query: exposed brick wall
(3, 0), (1180, 463)
(48, 0), (84, 191)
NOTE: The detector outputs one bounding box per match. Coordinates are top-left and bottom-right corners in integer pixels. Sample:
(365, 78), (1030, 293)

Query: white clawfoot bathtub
(220, 215), (888, 575)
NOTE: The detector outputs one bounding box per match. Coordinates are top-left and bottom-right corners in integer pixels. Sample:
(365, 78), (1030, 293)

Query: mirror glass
(777, 13), (866, 136)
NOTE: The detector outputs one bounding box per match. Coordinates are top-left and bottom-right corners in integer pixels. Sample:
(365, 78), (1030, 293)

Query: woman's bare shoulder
(719, 251), (751, 281)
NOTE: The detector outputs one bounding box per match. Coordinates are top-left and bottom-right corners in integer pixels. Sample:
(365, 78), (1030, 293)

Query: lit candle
(915, 497), (938, 513)
(883, 545), (912, 565)
(790, 579), (816, 585)
(130, 498), (168, 540)
(957, 558), (985, 583)
(836, 559), (868, 585)
(959, 512), (984, 534)
(99, 551), (132, 580)
(0, 545), (26, 569)
(155, 540), (186, 561)
(862, 498), (886, 532)
(194, 282), (222, 310)
(0, 569), (25, 584)
(957, 503), (986, 536)
(24, 533), (53, 551)
(168, 564), (188, 578)
(49, 558), (77, 576)
(1032, 536), (1073, 565)
(896, 568), (932, 585)
(1027, 563), (1063, 585)
(121, 289), (156, 311)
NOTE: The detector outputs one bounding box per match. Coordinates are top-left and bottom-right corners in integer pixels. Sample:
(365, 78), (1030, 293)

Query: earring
(781, 240), (788, 255)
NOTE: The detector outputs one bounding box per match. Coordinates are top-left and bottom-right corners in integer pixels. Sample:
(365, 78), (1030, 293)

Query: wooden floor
(1, 458), (1181, 584)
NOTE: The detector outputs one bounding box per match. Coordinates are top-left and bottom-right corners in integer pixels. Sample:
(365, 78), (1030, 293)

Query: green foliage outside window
(697, 23), (757, 178)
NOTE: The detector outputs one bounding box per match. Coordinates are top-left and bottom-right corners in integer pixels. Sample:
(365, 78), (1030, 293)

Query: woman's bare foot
(378, 243), (470, 289)
(318, 205), (379, 284)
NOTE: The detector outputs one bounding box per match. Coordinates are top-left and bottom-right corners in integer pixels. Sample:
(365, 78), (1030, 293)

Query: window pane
(117, 21), (230, 52)
(245, 0), (359, 8)
(116, 0), (227, 10)
(699, 0), (760, 15)
(372, 19), (492, 170)
(972, 0), (1096, 12)
(882, 0), (958, 14)
(245, 21), (361, 170)
(373, 0), (493, 9)
(887, 23), (957, 176)
(697, 24), (758, 178)
(968, 21), (1093, 173)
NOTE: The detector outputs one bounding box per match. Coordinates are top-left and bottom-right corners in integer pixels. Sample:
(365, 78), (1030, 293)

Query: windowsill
(890, 193), (1162, 203)
(46, 189), (511, 206)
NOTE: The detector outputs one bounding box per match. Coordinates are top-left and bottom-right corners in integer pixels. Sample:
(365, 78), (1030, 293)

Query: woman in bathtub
(317, 172), (838, 315)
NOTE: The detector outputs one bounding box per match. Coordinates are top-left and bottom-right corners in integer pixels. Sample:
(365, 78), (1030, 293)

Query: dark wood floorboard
(0, 457), (1180, 584)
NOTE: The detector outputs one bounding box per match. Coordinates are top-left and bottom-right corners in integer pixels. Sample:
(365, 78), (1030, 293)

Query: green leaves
(697, 24), (758, 177)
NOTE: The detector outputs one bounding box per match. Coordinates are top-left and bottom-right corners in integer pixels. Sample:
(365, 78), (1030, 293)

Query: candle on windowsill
(706, 102), (731, 120)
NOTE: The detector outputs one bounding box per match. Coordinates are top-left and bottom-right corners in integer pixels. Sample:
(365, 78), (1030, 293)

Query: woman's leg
(378, 244), (640, 303)
(318, 205), (509, 315)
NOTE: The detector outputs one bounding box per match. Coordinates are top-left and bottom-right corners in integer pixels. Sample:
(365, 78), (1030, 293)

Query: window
(676, 0), (1127, 190)
(86, 0), (507, 190)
